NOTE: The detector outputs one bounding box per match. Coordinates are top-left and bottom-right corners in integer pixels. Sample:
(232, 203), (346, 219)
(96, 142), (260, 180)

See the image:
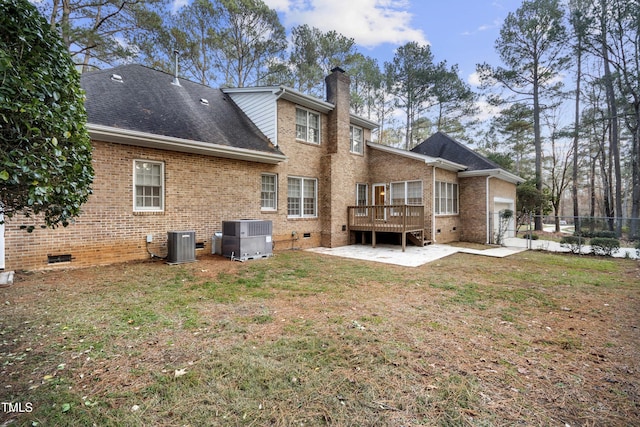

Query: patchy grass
(1, 250), (639, 426)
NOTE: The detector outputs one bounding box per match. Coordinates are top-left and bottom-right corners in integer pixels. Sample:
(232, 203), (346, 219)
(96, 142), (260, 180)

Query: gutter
(367, 142), (466, 171)
(87, 124), (287, 164)
(274, 87), (334, 114)
(459, 168), (523, 185)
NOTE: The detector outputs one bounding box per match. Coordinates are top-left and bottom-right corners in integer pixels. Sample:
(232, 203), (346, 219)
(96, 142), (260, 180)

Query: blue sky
(258, 0), (526, 88)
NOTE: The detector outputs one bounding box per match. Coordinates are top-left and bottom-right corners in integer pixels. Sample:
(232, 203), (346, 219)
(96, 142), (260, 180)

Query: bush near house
(635, 240), (640, 257)
(590, 237), (620, 257)
(575, 230), (618, 239)
(560, 235), (585, 254)
(521, 232), (539, 240)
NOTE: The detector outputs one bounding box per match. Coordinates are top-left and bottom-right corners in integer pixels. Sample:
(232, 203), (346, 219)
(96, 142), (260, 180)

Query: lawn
(1, 250), (638, 426)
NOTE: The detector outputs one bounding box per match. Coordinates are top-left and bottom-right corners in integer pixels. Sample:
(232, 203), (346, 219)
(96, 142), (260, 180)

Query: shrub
(575, 230), (617, 239)
(635, 241), (640, 258)
(595, 231), (617, 238)
(521, 232), (539, 240)
(590, 237), (620, 257)
(560, 236), (585, 254)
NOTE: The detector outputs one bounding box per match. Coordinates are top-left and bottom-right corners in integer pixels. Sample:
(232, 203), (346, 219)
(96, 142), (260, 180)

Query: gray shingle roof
(80, 64), (282, 156)
(411, 132), (501, 171)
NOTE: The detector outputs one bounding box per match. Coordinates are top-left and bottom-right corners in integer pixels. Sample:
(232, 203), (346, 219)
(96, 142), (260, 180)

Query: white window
(390, 182), (406, 206)
(261, 174), (277, 211)
(296, 107), (320, 144)
(134, 160), (164, 211)
(350, 125), (363, 154)
(288, 177), (317, 217)
(390, 180), (423, 205)
(356, 183), (368, 215)
(435, 181), (458, 215)
(407, 181), (423, 205)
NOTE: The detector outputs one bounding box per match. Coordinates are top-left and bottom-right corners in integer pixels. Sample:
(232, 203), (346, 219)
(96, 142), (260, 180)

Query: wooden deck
(347, 205), (425, 251)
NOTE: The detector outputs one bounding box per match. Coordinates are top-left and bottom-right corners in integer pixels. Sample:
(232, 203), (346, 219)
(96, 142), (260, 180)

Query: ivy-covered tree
(0, 0), (94, 231)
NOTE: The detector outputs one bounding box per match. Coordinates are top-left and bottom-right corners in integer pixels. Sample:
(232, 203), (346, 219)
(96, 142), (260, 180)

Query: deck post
(371, 206), (376, 248)
(402, 206), (408, 251)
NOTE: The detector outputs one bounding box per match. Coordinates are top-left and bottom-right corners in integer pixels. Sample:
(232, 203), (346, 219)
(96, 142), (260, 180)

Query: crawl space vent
(48, 254), (73, 264)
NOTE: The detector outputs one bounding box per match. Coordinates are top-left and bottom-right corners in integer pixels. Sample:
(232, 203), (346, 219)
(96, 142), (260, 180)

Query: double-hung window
(390, 180), (423, 205)
(134, 160), (164, 212)
(261, 174), (277, 211)
(350, 125), (364, 154)
(288, 177), (317, 218)
(435, 181), (458, 215)
(389, 180), (422, 216)
(296, 107), (320, 144)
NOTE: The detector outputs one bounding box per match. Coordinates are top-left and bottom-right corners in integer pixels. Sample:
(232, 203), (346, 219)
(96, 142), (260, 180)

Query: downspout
(432, 165), (437, 243)
(486, 176), (493, 244)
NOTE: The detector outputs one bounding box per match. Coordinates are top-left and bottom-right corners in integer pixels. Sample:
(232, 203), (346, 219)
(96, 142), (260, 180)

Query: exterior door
(373, 184), (386, 220)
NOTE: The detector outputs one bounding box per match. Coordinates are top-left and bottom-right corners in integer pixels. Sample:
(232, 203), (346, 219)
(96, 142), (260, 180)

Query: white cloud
(468, 71), (482, 87)
(171, 0), (189, 14)
(263, 0), (428, 48)
(473, 98), (502, 122)
(462, 19), (501, 37)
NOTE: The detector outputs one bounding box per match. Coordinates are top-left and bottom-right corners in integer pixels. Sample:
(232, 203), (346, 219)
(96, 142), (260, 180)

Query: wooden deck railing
(347, 205), (425, 251)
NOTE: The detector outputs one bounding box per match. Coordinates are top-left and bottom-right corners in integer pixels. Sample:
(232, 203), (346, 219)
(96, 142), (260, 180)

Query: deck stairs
(407, 230), (432, 247)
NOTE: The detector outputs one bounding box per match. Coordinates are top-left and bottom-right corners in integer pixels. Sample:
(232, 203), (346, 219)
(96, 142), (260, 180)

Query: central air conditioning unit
(167, 230), (196, 264)
(222, 220), (273, 261)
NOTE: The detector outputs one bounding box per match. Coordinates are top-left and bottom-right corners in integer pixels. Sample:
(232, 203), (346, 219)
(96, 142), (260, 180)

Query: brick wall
(368, 149), (434, 241)
(433, 168), (461, 243)
(4, 141), (286, 270)
(458, 176), (517, 244)
(459, 176), (488, 243)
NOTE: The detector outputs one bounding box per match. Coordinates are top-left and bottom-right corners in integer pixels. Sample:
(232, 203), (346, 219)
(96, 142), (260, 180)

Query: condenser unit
(222, 220), (273, 261)
(167, 230), (196, 264)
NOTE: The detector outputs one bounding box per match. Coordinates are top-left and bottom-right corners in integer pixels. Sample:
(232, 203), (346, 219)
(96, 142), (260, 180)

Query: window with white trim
(390, 180), (423, 205)
(288, 177), (317, 217)
(435, 181), (458, 215)
(261, 174), (277, 210)
(350, 125), (363, 154)
(356, 183), (368, 215)
(296, 107), (320, 144)
(134, 160), (164, 211)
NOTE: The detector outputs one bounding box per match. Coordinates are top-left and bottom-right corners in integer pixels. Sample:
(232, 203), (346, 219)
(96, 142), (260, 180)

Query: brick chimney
(321, 67), (352, 248)
(325, 67), (350, 154)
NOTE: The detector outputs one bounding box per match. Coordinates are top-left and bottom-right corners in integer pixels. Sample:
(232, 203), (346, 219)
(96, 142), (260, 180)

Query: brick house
(0, 65), (521, 270)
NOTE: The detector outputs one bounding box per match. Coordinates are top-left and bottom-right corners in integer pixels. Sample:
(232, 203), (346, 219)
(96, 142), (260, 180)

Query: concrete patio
(306, 242), (527, 267)
(306, 237), (638, 267)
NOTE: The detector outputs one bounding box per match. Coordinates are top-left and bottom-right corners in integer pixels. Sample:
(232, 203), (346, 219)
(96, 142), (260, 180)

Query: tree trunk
(62, 0), (71, 49)
(572, 42), (582, 234)
(600, 0), (623, 236)
(533, 67), (543, 231)
(632, 115), (640, 238)
(589, 153), (596, 234)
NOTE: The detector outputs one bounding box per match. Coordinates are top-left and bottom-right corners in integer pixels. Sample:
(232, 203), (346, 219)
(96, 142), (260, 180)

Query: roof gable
(80, 64), (282, 157)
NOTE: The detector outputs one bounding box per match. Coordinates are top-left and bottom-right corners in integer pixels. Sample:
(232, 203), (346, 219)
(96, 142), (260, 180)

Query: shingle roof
(411, 132), (502, 171)
(80, 64), (282, 156)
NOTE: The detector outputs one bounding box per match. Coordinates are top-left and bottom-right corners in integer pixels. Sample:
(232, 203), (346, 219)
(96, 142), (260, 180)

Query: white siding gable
(225, 90), (278, 145)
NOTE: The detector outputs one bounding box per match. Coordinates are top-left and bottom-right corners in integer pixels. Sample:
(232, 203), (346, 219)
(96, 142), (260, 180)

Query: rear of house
(1, 66), (521, 271)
